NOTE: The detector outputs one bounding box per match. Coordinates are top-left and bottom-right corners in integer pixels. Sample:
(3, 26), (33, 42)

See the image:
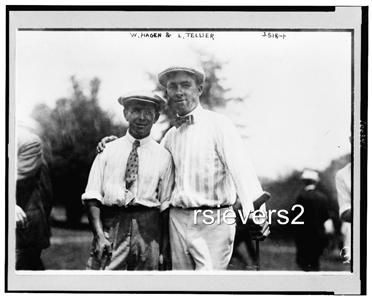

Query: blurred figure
(16, 121), (53, 270)
(335, 162), (351, 263)
(233, 211), (259, 270)
(294, 170), (330, 271)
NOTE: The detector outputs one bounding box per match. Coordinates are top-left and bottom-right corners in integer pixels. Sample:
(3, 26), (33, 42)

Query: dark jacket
(16, 127), (53, 250)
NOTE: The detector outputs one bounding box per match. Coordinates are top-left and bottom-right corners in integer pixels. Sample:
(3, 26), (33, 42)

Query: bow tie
(174, 115), (194, 128)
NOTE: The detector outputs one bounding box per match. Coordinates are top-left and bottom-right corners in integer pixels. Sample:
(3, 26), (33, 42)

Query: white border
(5, 6), (365, 294)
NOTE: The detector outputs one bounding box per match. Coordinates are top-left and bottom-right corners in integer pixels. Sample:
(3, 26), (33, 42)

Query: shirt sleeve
(17, 134), (43, 181)
(335, 169), (351, 216)
(215, 116), (264, 217)
(81, 152), (105, 204)
(158, 151), (175, 212)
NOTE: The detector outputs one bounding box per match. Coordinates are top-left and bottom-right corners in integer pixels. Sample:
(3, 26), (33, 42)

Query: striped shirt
(162, 105), (264, 216)
(82, 133), (174, 211)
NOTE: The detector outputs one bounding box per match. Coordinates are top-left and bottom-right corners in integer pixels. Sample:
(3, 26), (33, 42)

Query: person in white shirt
(336, 163), (351, 222)
(82, 92), (174, 270)
(335, 162), (351, 263)
(97, 65), (270, 270)
(158, 65), (269, 270)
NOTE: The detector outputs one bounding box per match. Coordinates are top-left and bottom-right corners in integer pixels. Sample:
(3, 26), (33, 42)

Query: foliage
(32, 76), (126, 226)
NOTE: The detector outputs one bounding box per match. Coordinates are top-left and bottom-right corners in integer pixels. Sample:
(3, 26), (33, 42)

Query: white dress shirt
(162, 105), (264, 216)
(335, 163), (351, 216)
(82, 133), (174, 211)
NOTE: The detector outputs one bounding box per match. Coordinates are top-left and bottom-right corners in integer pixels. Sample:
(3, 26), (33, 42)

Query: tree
(32, 76), (126, 227)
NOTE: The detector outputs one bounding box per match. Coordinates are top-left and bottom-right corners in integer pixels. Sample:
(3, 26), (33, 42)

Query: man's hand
(248, 191), (271, 240)
(340, 247), (351, 264)
(93, 233), (112, 269)
(15, 205), (28, 229)
(96, 135), (118, 154)
(341, 209), (352, 223)
(248, 211), (270, 241)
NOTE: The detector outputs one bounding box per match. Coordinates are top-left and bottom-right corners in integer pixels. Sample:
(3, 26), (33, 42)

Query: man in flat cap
(97, 65), (270, 270)
(157, 65), (269, 270)
(82, 92), (174, 270)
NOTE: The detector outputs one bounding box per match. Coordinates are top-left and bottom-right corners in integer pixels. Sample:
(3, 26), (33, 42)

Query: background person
(16, 121), (53, 270)
(232, 209), (259, 270)
(293, 169), (330, 271)
(335, 162), (351, 263)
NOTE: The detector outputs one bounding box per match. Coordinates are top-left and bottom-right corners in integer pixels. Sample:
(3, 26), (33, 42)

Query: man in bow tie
(97, 65), (270, 270)
(158, 65), (270, 270)
(82, 92), (174, 270)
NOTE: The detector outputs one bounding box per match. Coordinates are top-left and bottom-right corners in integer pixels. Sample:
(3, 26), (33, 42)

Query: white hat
(300, 169), (320, 182)
(118, 91), (166, 108)
(158, 65), (205, 87)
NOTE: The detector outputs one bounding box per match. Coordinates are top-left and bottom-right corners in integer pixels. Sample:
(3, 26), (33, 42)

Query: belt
(102, 204), (158, 212)
(173, 205), (231, 210)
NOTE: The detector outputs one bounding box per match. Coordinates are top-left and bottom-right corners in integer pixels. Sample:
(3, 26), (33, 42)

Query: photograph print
(7, 6), (366, 294)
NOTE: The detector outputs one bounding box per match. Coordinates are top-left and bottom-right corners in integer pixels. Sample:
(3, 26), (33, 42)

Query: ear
(164, 90), (169, 100)
(198, 84), (203, 96)
(154, 111), (160, 123)
(123, 108), (129, 121)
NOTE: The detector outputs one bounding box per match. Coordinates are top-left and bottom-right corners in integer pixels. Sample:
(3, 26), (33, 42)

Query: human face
(165, 72), (203, 116)
(123, 101), (159, 139)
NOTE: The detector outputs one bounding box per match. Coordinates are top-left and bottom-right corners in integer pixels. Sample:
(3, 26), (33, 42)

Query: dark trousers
(295, 236), (326, 271)
(16, 248), (44, 270)
(87, 206), (161, 270)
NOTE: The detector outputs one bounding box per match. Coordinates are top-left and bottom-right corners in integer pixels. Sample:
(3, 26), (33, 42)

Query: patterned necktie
(125, 140), (140, 190)
(174, 114), (194, 128)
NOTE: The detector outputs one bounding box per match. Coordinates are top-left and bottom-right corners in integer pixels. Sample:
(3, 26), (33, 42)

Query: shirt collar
(177, 105), (204, 120)
(125, 132), (152, 146)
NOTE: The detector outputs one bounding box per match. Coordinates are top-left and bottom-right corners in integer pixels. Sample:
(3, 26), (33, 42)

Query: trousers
(16, 248), (44, 270)
(87, 206), (161, 270)
(169, 206), (236, 270)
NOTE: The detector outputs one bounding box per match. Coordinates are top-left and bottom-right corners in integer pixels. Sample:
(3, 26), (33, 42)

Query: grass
(42, 226), (350, 271)
(42, 227), (91, 270)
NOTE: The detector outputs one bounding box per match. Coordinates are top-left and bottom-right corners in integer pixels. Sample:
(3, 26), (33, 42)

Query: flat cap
(118, 91), (166, 107)
(158, 65), (205, 87)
